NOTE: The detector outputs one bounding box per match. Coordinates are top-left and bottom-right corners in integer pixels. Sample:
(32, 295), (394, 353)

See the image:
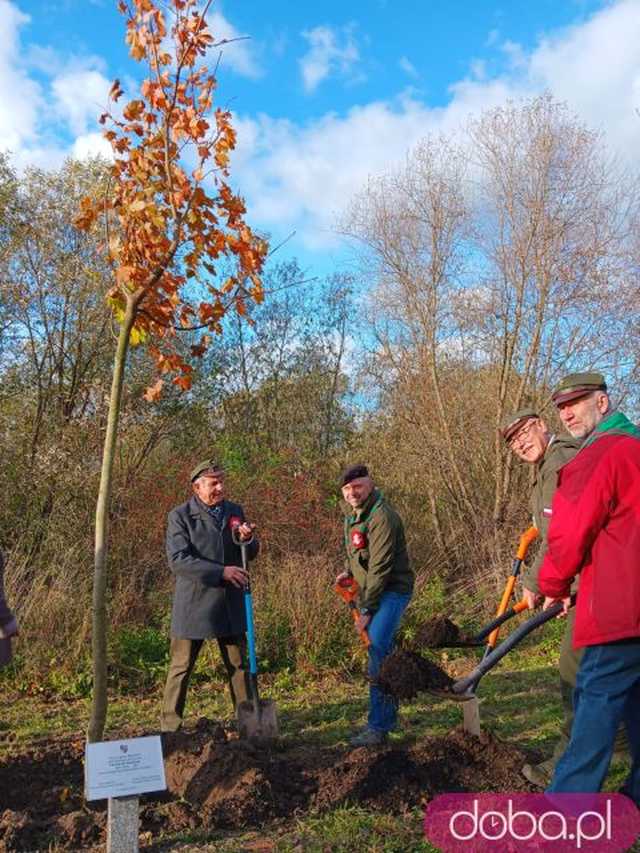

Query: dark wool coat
(166, 497), (259, 639)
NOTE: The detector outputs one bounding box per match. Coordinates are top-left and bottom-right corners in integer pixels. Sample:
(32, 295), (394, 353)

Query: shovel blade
(237, 699), (279, 740)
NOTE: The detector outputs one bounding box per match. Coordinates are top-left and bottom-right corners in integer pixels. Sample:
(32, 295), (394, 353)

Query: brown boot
(521, 758), (555, 789)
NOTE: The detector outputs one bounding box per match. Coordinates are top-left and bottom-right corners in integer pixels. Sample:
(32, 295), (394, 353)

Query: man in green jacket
(336, 464), (414, 747)
(500, 407), (581, 786)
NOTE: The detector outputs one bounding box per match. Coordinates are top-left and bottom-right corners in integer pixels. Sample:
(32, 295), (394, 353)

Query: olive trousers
(160, 635), (250, 732)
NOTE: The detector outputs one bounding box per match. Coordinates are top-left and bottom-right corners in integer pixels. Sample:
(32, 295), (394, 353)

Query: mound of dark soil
(165, 738), (315, 827)
(0, 720), (534, 851)
(309, 727), (533, 813)
(413, 616), (467, 648)
(377, 649), (455, 701)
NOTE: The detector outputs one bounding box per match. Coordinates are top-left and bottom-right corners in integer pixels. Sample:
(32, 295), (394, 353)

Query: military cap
(499, 408), (539, 442)
(339, 463), (370, 488)
(190, 458), (224, 482)
(551, 372), (607, 406)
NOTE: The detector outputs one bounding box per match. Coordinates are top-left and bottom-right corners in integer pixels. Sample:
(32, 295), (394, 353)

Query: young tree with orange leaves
(76, 0), (268, 741)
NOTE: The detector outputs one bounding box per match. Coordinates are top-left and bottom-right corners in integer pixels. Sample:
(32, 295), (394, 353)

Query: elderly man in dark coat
(160, 459), (258, 732)
(0, 548), (18, 668)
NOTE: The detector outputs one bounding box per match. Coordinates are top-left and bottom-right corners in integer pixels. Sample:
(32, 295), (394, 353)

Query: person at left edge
(336, 464), (414, 748)
(160, 459), (258, 732)
(0, 548), (19, 669)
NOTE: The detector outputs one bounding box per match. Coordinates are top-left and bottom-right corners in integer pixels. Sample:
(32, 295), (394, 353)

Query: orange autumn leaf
(173, 374), (192, 391)
(143, 378), (164, 401)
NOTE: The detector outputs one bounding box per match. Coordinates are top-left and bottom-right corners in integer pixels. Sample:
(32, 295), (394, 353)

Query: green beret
(551, 372), (607, 406)
(499, 408), (539, 441)
(190, 458), (224, 482)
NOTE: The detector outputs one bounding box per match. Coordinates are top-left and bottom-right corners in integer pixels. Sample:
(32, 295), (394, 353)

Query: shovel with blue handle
(231, 527), (279, 740)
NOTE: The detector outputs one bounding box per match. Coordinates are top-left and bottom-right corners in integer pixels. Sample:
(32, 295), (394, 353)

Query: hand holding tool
(334, 574), (371, 648)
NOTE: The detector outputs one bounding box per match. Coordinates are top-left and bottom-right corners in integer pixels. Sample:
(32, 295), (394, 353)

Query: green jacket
(343, 489), (414, 612)
(520, 436), (581, 593)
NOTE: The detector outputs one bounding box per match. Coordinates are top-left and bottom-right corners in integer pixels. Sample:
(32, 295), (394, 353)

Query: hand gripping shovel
(334, 575), (371, 647)
(233, 531), (279, 740)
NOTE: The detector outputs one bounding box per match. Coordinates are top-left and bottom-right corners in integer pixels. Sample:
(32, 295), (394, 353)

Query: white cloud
(399, 56), (419, 80)
(72, 132), (112, 161)
(209, 10), (262, 79)
(299, 25), (360, 93)
(0, 0), (43, 153)
(527, 0), (640, 156)
(468, 58), (487, 81)
(0, 1), (110, 167)
(0, 0), (264, 172)
(24, 43), (61, 74)
(52, 66), (111, 135)
(233, 0), (640, 250)
(233, 95), (442, 249)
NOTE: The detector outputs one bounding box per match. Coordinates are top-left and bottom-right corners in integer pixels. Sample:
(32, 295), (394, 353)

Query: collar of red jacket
(582, 410), (640, 449)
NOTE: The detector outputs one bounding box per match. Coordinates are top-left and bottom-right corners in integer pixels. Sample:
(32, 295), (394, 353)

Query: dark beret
(339, 464), (370, 488)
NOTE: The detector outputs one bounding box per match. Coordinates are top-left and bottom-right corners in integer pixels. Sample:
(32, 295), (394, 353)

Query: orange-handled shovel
(484, 525), (539, 655)
(335, 575), (371, 648)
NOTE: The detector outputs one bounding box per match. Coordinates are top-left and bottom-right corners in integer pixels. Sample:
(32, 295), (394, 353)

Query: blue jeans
(548, 639), (640, 804)
(367, 590), (412, 733)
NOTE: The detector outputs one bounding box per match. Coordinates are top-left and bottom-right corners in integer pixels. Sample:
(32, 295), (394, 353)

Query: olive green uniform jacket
(520, 436), (581, 593)
(343, 489), (414, 613)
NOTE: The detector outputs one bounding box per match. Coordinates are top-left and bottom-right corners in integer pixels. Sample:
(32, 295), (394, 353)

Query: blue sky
(3, 0), (639, 273)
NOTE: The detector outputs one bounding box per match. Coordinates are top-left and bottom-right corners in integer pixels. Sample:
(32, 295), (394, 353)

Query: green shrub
(110, 626), (169, 692)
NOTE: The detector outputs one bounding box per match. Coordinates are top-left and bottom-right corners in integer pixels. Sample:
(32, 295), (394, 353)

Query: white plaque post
(85, 735), (166, 853)
(107, 795), (139, 853)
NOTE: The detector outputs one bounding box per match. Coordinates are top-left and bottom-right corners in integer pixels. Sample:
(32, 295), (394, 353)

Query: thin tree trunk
(88, 297), (138, 743)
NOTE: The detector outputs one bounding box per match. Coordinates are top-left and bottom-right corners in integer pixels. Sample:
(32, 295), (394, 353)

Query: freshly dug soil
(0, 720), (534, 851)
(376, 649), (455, 701)
(412, 615), (467, 648)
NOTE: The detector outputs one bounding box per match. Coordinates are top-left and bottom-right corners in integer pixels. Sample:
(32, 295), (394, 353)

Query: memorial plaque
(85, 736), (166, 801)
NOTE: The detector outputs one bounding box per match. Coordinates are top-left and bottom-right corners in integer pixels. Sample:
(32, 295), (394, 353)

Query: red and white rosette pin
(351, 529), (367, 550)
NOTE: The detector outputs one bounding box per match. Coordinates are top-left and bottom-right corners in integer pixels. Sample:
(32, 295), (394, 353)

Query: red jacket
(538, 413), (640, 648)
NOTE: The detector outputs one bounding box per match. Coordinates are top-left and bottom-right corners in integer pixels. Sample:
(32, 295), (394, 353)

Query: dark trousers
(549, 638), (640, 803)
(549, 611), (628, 765)
(161, 635), (250, 732)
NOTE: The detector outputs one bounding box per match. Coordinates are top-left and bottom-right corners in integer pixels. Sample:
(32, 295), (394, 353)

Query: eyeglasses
(508, 419), (538, 449)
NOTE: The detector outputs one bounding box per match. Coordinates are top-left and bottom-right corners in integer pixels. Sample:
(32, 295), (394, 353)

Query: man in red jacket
(538, 372), (640, 804)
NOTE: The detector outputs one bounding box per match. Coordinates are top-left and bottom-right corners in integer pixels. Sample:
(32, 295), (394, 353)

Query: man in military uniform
(336, 464), (414, 747)
(160, 459), (258, 732)
(500, 407), (581, 786)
